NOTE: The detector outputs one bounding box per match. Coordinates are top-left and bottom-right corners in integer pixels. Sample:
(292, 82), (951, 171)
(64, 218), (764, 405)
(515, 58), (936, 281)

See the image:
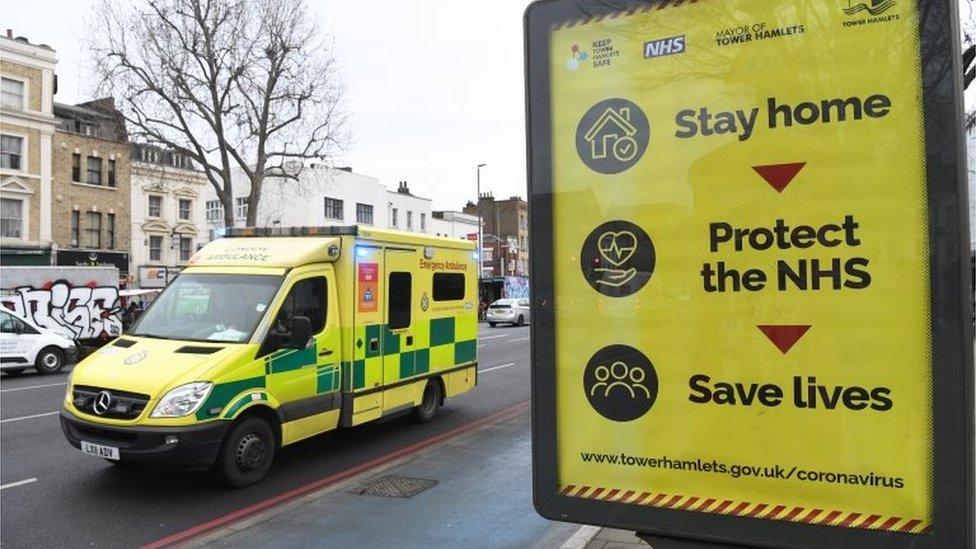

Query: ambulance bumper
(60, 408), (228, 467)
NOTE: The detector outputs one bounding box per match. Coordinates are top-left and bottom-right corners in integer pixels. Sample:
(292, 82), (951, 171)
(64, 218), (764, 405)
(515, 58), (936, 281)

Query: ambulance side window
(271, 277), (327, 339)
(388, 272), (411, 329)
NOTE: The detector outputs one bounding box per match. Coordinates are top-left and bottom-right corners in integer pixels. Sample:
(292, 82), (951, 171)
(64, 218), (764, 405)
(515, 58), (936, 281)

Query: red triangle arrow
(757, 325), (811, 354)
(752, 162), (806, 193)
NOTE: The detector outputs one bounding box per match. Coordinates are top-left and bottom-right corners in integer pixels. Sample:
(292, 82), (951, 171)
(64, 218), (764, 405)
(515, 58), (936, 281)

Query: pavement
(185, 408), (579, 548)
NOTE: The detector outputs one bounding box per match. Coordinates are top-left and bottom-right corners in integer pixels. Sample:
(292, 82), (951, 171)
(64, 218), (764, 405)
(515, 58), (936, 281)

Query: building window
(433, 273), (465, 301)
(149, 235), (163, 262)
(323, 197), (343, 220)
(86, 156), (102, 185)
(72, 153), (81, 181)
(0, 135), (23, 171)
(421, 213), (426, 232)
(71, 211), (79, 247)
(107, 213), (115, 249)
(107, 159), (116, 187)
(0, 78), (24, 110)
(406, 211), (413, 230)
(356, 203), (373, 225)
(85, 211), (102, 248)
(179, 237), (192, 262)
(0, 198), (23, 238)
(391, 208), (398, 228)
(205, 200), (223, 222)
(148, 195), (162, 217)
(235, 197), (249, 221)
(178, 199), (191, 220)
(519, 214), (527, 230)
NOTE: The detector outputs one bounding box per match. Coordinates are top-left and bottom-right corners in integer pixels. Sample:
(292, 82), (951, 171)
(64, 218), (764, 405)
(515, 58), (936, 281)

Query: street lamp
(476, 163), (486, 277)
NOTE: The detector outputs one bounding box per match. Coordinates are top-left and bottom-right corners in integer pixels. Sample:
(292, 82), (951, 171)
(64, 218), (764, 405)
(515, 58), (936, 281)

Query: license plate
(80, 441), (120, 460)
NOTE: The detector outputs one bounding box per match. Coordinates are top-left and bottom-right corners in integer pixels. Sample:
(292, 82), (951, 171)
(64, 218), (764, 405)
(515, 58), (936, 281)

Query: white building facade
(203, 166), (434, 235)
(130, 144), (208, 288)
(431, 210), (480, 241)
(387, 181), (431, 233)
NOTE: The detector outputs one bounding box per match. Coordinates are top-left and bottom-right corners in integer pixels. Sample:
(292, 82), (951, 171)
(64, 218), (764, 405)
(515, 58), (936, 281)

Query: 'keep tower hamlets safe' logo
(576, 98), (650, 174)
(565, 44), (588, 71)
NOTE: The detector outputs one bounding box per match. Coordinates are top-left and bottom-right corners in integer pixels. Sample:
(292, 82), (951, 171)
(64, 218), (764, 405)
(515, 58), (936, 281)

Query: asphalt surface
(0, 323), (532, 548)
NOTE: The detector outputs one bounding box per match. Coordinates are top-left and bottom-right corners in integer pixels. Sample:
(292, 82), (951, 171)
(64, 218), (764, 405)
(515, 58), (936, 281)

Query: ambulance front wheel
(215, 416), (276, 488)
(412, 379), (443, 423)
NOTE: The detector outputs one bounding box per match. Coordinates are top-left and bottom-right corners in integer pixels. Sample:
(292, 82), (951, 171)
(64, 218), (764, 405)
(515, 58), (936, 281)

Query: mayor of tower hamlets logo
(575, 98), (650, 174)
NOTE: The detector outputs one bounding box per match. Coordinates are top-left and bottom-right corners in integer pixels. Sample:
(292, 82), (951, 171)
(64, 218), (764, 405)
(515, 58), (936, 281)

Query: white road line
(478, 334), (508, 340)
(0, 381), (67, 393)
(0, 478), (37, 490)
(0, 411), (59, 424)
(508, 337), (530, 342)
(481, 362), (517, 374)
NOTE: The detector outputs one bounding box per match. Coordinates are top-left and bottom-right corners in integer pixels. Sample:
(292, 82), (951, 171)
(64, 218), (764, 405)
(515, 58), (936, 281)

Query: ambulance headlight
(150, 382), (213, 418)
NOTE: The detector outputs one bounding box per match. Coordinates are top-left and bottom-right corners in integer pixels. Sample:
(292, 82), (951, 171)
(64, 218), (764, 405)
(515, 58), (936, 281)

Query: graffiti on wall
(0, 280), (122, 340)
(503, 276), (530, 300)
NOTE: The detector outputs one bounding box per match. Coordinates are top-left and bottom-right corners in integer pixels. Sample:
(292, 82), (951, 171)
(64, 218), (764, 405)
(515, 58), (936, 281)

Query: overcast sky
(3, 0), (975, 224)
(2, 0), (530, 212)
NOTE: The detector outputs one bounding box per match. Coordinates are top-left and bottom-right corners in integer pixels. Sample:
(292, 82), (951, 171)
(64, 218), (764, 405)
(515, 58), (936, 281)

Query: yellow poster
(550, 0), (931, 533)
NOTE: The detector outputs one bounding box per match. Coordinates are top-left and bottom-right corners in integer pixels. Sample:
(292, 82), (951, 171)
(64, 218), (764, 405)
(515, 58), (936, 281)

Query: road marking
(0, 381), (67, 393)
(478, 334), (509, 340)
(140, 400), (531, 549)
(0, 411), (59, 424)
(0, 478), (37, 490)
(481, 362), (517, 373)
(508, 337), (530, 342)
(560, 525), (602, 549)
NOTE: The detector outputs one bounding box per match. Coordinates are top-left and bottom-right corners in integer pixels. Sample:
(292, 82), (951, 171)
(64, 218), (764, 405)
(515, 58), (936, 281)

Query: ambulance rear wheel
(412, 380), (442, 423)
(216, 416), (276, 488)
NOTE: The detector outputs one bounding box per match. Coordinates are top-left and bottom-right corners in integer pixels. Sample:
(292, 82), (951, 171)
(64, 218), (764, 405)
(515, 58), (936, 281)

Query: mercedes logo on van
(93, 391), (113, 415)
(124, 350), (148, 365)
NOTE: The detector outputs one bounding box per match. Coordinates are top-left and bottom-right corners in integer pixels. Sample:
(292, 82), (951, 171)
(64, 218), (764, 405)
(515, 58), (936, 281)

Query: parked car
(0, 309), (78, 375)
(486, 298), (530, 327)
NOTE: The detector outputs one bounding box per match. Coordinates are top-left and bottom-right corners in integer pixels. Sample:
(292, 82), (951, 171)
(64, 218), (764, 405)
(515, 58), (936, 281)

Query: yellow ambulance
(60, 226), (478, 486)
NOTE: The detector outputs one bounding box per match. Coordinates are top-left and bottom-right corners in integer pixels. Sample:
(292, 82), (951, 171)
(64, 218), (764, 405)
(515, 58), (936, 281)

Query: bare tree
(90, 0), (345, 227)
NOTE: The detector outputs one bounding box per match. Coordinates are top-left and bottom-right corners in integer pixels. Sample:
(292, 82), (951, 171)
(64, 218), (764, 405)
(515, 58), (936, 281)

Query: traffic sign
(525, 1), (974, 548)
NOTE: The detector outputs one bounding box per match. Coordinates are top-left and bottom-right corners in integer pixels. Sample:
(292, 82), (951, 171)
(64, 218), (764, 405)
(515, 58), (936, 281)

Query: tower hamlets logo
(566, 44), (588, 71)
(843, 0), (896, 16)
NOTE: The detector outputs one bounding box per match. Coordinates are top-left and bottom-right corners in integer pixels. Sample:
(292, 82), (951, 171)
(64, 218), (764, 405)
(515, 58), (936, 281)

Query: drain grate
(350, 475), (438, 498)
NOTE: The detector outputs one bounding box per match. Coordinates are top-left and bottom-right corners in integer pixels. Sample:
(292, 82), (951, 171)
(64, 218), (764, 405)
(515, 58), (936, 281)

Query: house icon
(583, 107), (639, 161)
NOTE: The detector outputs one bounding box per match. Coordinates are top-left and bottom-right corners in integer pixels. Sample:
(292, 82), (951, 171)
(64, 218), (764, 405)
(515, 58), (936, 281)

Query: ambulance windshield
(130, 273), (283, 343)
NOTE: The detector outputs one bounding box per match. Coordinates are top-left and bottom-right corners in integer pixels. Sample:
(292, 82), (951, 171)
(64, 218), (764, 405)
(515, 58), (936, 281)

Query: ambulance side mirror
(287, 316), (312, 350)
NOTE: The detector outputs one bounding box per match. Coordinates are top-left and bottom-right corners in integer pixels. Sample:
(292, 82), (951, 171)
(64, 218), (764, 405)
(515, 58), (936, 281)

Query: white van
(0, 310), (78, 375)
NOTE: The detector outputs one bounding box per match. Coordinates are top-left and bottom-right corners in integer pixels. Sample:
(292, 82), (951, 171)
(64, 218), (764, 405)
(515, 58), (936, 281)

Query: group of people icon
(589, 360), (652, 400)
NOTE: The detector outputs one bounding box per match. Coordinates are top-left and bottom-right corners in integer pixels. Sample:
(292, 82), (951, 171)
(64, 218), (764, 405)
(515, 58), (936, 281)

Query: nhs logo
(643, 35), (685, 59)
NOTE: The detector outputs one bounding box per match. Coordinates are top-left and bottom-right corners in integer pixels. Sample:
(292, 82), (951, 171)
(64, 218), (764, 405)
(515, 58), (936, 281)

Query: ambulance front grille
(72, 385), (151, 420)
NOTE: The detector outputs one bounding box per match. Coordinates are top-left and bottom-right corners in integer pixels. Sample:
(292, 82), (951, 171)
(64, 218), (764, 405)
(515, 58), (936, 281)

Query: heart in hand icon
(597, 231), (638, 267)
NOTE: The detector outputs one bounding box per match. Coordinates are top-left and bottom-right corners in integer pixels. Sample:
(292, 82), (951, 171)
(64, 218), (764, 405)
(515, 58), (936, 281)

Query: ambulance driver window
(388, 272), (411, 329)
(432, 273), (465, 301)
(271, 277), (327, 337)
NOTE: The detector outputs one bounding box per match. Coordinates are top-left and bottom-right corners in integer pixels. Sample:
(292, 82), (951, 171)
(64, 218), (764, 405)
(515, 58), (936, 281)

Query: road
(0, 324), (531, 548)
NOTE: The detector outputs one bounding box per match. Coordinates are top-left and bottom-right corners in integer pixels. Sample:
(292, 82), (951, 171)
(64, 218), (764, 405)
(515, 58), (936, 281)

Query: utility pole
(476, 163), (487, 278)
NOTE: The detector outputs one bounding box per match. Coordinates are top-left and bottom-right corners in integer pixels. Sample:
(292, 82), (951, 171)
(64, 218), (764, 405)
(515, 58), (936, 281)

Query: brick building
(0, 31), (57, 266)
(51, 98), (131, 277)
(463, 193), (529, 277)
